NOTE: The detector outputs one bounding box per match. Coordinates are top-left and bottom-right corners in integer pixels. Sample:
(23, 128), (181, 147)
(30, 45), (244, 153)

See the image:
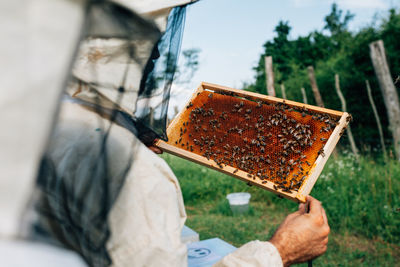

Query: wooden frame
(156, 82), (350, 203)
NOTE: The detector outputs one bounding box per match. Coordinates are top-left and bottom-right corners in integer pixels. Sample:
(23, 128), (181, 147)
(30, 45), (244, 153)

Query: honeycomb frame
(156, 82), (351, 203)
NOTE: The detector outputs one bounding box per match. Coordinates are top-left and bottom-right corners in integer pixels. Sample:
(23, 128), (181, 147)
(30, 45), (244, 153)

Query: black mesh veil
(136, 6), (186, 144)
(30, 1), (188, 266)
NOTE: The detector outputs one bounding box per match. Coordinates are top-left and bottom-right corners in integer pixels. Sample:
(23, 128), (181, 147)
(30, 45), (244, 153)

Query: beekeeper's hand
(147, 139), (163, 154)
(148, 146), (163, 154)
(269, 196), (329, 267)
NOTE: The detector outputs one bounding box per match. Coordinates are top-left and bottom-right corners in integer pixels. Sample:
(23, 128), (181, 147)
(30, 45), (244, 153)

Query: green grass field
(161, 152), (400, 266)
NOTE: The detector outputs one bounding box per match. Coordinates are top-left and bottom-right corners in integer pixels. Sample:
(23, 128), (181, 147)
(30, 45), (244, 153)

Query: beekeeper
(0, 0), (329, 266)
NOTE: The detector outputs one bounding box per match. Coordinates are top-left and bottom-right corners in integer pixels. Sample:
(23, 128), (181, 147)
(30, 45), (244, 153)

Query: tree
(264, 21), (293, 82)
(324, 3), (354, 36)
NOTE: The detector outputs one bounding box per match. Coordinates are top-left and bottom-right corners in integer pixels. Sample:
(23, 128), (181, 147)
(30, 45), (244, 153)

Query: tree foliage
(245, 4), (400, 151)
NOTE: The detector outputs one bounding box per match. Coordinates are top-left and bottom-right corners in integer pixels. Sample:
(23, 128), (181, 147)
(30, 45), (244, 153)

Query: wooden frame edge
(201, 81), (344, 117)
(297, 112), (350, 197)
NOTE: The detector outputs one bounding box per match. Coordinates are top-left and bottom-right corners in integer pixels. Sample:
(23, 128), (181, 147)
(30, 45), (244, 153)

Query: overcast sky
(168, 0), (398, 115)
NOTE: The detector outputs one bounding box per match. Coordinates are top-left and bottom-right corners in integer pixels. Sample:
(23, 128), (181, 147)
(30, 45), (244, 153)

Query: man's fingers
(321, 207), (328, 225)
(307, 195), (323, 216)
(298, 202), (307, 214)
(148, 146), (163, 154)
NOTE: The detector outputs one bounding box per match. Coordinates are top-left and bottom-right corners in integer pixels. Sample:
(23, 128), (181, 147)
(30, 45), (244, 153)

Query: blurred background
(164, 0), (400, 266)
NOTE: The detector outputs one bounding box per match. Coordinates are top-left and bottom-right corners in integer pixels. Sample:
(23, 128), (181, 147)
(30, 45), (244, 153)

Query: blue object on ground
(187, 238), (237, 267)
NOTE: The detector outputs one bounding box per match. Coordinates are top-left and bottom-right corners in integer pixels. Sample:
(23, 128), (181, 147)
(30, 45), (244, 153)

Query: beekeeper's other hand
(269, 196), (330, 266)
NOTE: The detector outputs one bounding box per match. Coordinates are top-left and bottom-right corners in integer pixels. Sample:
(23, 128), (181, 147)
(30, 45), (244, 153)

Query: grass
(161, 152), (400, 266)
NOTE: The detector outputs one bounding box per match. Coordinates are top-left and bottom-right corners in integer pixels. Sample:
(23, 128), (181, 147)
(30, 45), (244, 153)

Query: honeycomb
(167, 90), (340, 193)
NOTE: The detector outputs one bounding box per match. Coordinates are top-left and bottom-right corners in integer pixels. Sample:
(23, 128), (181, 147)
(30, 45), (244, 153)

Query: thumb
(298, 202), (307, 214)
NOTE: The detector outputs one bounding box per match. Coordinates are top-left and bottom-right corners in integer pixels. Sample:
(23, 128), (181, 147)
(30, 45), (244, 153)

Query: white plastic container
(226, 192), (251, 214)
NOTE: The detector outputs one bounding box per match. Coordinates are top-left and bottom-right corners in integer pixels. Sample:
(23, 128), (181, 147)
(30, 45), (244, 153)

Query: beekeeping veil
(69, 0), (191, 145)
(0, 0), (195, 263)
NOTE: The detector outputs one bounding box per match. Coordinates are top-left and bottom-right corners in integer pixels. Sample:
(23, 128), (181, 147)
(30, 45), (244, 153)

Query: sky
(168, 0), (398, 115)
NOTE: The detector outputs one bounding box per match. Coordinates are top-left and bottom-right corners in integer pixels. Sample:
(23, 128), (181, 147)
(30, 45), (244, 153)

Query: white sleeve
(214, 240), (283, 267)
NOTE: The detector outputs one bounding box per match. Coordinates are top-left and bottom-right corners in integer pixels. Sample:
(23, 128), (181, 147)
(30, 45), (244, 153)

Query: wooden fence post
(366, 80), (387, 159)
(335, 74), (359, 159)
(280, 83), (287, 99)
(265, 56), (276, 96)
(370, 40), (400, 160)
(307, 66), (325, 107)
(301, 87), (308, 104)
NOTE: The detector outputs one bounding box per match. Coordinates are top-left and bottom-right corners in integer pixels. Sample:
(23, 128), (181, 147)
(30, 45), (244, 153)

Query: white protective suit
(0, 0), (283, 266)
